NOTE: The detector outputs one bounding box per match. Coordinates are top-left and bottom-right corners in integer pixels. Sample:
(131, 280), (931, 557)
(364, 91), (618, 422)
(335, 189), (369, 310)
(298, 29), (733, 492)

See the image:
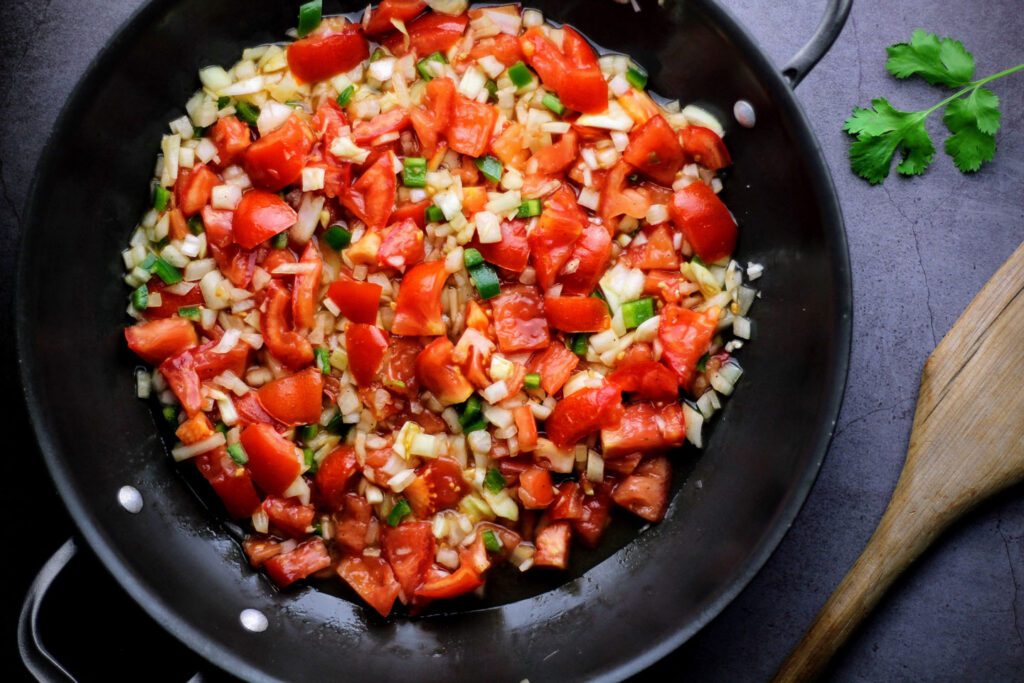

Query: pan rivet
(117, 486), (143, 513)
(240, 608), (268, 633)
(734, 100), (756, 128)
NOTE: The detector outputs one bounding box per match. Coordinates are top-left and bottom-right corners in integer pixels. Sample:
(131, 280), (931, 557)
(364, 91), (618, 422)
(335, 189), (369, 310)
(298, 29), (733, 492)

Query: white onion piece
(171, 432), (226, 462)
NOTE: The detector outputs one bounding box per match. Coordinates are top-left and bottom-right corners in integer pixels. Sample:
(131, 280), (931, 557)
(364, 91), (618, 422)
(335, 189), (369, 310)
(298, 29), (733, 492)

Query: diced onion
(683, 402), (704, 448)
(482, 405), (514, 429)
(291, 193), (324, 244)
(474, 210), (502, 243)
(458, 66), (487, 99)
(682, 105), (725, 137)
(171, 432), (226, 462)
(211, 184), (242, 210)
(256, 101), (293, 136)
(646, 204), (669, 225)
(482, 380), (509, 404)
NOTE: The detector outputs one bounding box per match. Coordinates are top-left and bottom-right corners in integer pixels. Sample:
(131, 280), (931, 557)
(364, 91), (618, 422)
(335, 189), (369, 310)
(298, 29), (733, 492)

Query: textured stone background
(2, 0), (1023, 680)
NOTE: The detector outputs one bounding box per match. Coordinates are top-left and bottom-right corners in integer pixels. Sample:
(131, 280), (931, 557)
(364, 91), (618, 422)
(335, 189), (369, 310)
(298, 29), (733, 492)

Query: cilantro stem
(924, 62), (1024, 116)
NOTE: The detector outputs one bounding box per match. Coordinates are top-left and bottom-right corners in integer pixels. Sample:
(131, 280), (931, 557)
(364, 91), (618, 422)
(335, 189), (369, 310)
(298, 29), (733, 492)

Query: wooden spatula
(774, 243), (1024, 682)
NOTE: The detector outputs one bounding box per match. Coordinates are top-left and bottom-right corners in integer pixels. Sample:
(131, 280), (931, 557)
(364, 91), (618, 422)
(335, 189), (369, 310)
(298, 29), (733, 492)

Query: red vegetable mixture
(122, 0), (760, 617)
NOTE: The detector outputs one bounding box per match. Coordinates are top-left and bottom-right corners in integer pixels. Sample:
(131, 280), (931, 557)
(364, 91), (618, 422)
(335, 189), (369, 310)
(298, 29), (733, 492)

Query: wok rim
(15, 0), (852, 680)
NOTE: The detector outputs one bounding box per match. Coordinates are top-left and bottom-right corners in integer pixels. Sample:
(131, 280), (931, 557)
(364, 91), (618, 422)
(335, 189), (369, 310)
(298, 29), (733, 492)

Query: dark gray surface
(2, 0), (1022, 680)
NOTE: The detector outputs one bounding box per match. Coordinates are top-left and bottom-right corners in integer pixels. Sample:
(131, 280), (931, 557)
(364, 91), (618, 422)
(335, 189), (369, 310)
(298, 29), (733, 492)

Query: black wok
(17, 0), (852, 680)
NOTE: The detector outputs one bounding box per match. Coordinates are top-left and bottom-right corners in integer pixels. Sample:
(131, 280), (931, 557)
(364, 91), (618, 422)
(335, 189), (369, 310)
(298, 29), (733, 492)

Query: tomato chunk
(527, 186), (586, 290)
(573, 485), (613, 548)
(174, 164), (220, 218)
(622, 115), (685, 187)
(314, 445), (359, 511)
(240, 423), (301, 496)
(353, 108), (412, 145)
(256, 367), (324, 426)
(658, 304), (719, 389)
(608, 360), (680, 402)
(194, 447), (262, 518)
(612, 455), (672, 522)
(327, 277), (382, 325)
(364, 0), (427, 35)
(550, 482), (584, 521)
(545, 384), (624, 448)
(526, 344), (579, 395)
(447, 95), (499, 158)
(391, 260), (449, 336)
(557, 223), (611, 296)
(519, 28), (607, 114)
(209, 116), (252, 167)
(416, 337), (474, 406)
(410, 77), (455, 158)
(518, 466), (555, 509)
(669, 181), (737, 263)
(600, 402), (686, 457)
(544, 296), (610, 333)
(287, 23), (370, 84)
(265, 538), (332, 588)
(244, 115), (315, 192)
(291, 240), (322, 332)
(338, 556), (402, 617)
(475, 218), (529, 272)
(383, 521), (436, 602)
(334, 494), (372, 554)
(125, 318), (198, 365)
(513, 405), (539, 452)
(414, 565), (483, 600)
(534, 521), (572, 569)
(530, 130), (578, 176)
(261, 280), (314, 369)
(491, 286), (550, 353)
(233, 189), (298, 250)
(680, 125), (732, 172)
(378, 217), (425, 271)
(346, 323), (389, 388)
(262, 495), (316, 538)
(143, 281), (204, 319)
(385, 11), (469, 56)
(341, 152), (396, 232)
(622, 224), (679, 271)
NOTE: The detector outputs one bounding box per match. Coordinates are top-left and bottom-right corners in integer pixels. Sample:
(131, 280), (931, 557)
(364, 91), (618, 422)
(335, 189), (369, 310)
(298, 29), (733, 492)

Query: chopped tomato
(346, 323), (389, 387)
(262, 495), (315, 538)
(264, 538), (332, 588)
(468, 32), (523, 66)
(600, 402), (685, 457)
(159, 339), (251, 416)
(174, 164), (219, 218)
(125, 318), (198, 365)
(239, 422), (302, 496)
(465, 299), (490, 334)
(256, 367), (324, 426)
(528, 186), (586, 290)
(210, 242), (258, 288)
(353, 108), (412, 145)
(326, 277), (382, 324)
(382, 521), (436, 602)
(530, 130), (578, 176)
(617, 87), (661, 126)
(391, 260), (448, 336)
(518, 466), (555, 509)
(461, 185), (487, 214)
(364, 0), (427, 35)
(244, 118), (313, 193)
(491, 286), (550, 353)
(526, 344), (579, 395)
(193, 337), (250, 380)
(608, 360), (679, 402)
(612, 455), (671, 522)
(390, 199), (431, 229)
(334, 494), (372, 554)
(600, 160), (651, 229)
(644, 270), (699, 303)
(490, 122), (529, 171)
(341, 152), (396, 231)
(235, 391), (282, 429)
(377, 217), (425, 270)
(545, 383), (624, 448)
(175, 412), (213, 445)
(459, 533), (491, 574)
(382, 337), (421, 396)
(209, 116), (251, 167)
(605, 451), (642, 476)
(680, 125), (732, 171)
(409, 77), (455, 158)
(287, 23), (370, 84)
(167, 208), (189, 240)
(200, 206), (234, 248)
(338, 556), (402, 616)
(143, 282), (203, 319)
(415, 337), (474, 406)
(291, 240), (323, 332)
(414, 565), (483, 600)
(534, 521), (572, 569)
(544, 296), (610, 333)
(261, 280), (314, 369)
(243, 537), (283, 568)
(194, 447), (262, 518)
(475, 218), (529, 272)
(446, 95), (499, 158)
(622, 225), (679, 270)
(452, 328), (494, 390)
(315, 446), (359, 511)
(622, 115), (685, 187)
(573, 485), (612, 547)
(513, 405), (538, 452)
(550, 482), (584, 521)
(385, 11), (469, 56)
(669, 181), (737, 262)
(520, 27), (607, 114)
(557, 223), (611, 296)
(658, 304), (718, 388)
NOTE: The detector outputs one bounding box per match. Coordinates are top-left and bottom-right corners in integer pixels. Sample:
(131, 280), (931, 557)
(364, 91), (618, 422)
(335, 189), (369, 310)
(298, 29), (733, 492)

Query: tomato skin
(669, 181), (737, 263)
(341, 152), (396, 232)
(346, 323), (389, 388)
(364, 0), (427, 34)
(545, 384), (624, 448)
(544, 296), (610, 333)
(446, 95), (499, 158)
(658, 304), (719, 389)
(550, 482), (585, 521)
(262, 495), (316, 538)
(573, 484), (613, 548)
(475, 218), (530, 272)
(622, 115), (685, 187)
(382, 521), (436, 602)
(256, 367), (324, 426)
(378, 218), (425, 270)
(680, 125), (732, 171)
(143, 281), (204, 319)
(240, 423), (302, 496)
(600, 402), (686, 457)
(528, 186), (586, 290)
(334, 494), (372, 554)
(314, 446), (359, 511)
(526, 344), (579, 395)
(557, 223), (611, 296)
(410, 77), (455, 158)
(415, 337), (474, 406)
(530, 130), (578, 176)
(244, 115), (315, 192)
(287, 24), (370, 84)
(326, 277), (382, 324)
(261, 280), (314, 370)
(608, 360), (680, 402)
(209, 116), (251, 167)
(491, 285), (550, 353)
(514, 405), (539, 452)
(125, 318), (198, 364)
(534, 521), (572, 569)
(194, 446), (262, 518)
(174, 164), (220, 218)
(414, 564), (483, 600)
(391, 260), (449, 336)
(264, 537), (332, 588)
(612, 455), (672, 522)
(518, 466), (555, 509)
(623, 224), (679, 271)
(385, 11), (469, 56)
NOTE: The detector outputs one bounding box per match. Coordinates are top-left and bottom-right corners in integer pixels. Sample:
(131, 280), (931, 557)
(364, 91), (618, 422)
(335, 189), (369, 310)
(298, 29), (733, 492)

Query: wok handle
(782, 0), (853, 87)
(18, 538), (78, 682)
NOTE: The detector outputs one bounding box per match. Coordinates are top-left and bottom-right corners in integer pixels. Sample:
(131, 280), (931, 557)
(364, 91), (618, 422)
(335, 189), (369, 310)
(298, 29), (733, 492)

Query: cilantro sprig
(844, 30), (1023, 184)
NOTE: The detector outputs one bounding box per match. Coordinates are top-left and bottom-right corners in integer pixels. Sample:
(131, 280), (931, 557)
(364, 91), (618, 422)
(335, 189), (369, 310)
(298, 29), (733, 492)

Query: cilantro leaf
(844, 98), (934, 184)
(944, 87), (1001, 135)
(885, 29), (975, 88)
(943, 121), (996, 173)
